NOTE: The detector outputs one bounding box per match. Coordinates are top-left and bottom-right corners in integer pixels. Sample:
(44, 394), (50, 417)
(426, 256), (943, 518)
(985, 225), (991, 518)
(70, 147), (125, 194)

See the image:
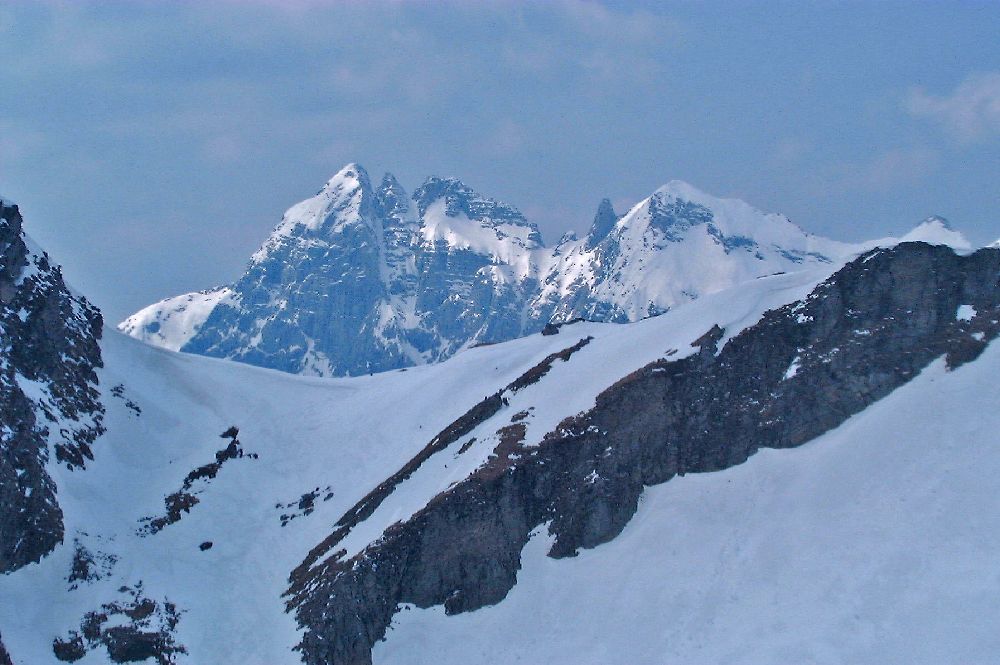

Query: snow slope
(0, 321), (642, 662)
(374, 344), (1000, 665)
(0, 263), (833, 664)
(117, 287), (233, 352)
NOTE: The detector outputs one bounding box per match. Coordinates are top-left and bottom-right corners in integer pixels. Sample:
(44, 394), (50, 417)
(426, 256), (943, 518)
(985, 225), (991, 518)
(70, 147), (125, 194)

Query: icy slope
(375, 345), (1000, 665)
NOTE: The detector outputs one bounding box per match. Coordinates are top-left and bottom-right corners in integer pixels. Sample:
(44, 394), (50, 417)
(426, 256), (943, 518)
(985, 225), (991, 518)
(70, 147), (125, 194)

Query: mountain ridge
(119, 164), (973, 377)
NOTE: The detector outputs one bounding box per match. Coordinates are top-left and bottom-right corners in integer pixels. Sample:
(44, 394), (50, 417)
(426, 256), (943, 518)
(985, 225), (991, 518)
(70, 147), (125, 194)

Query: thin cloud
(907, 72), (1000, 143)
(839, 147), (940, 193)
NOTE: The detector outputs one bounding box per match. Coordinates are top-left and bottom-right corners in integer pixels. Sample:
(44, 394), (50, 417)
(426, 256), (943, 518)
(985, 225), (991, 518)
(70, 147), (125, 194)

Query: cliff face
(288, 243), (1000, 665)
(0, 200), (104, 574)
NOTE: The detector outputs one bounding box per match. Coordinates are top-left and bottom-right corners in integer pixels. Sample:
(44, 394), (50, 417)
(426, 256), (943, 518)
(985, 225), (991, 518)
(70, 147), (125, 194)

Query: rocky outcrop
(53, 583), (186, 664)
(67, 537), (118, 590)
(0, 201), (105, 574)
(139, 427), (253, 535)
(288, 242), (1000, 665)
(584, 198), (618, 250)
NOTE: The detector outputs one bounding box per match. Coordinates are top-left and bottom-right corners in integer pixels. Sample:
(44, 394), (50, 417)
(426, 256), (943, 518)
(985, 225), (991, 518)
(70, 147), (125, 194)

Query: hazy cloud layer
(908, 72), (1000, 143)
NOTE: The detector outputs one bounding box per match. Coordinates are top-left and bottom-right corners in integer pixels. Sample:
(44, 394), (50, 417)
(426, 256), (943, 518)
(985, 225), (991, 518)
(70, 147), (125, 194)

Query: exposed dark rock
(0, 632), (13, 665)
(541, 317), (590, 337)
(0, 201), (105, 574)
(140, 428), (251, 535)
(277, 486), (334, 527)
(507, 336), (590, 393)
(291, 336), (593, 577)
(584, 198), (619, 250)
(52, 633), (86, 662)
(455, 437), (477, 456)
(110, 384), (142, 416)
(68, 537), (118, 590)
(509, 409), (532, 423)
(54, 584), (186, 664)
(288, 243), (1000, 665)
(199, 541), (213, 551)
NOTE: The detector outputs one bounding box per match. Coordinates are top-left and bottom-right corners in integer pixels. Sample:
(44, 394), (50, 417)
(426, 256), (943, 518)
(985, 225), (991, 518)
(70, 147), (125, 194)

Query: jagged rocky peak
(639, 179), (778, 237)
(265, 163), (379, 242)
(412, 176), (544, 248)
(645, 181), (716, 234)
(610, 178), (848, 266)
(584, 198), (618, 250)
(376, 172), (413, 221)
(0, 199), (29, 284)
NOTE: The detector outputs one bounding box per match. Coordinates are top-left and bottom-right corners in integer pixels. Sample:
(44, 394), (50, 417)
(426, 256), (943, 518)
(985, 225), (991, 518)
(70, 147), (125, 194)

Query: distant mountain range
(118, 164), (969, 376)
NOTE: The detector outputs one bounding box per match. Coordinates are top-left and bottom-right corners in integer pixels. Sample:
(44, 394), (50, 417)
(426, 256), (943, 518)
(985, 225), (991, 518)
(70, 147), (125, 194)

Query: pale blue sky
(1, 1), (999, 322)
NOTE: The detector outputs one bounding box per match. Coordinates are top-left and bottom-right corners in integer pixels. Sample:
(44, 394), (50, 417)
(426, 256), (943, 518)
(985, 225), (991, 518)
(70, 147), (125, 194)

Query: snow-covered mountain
(120, 164), (942, 377)
(3, 197), (1000, 664)
(527, 180), (852, 324)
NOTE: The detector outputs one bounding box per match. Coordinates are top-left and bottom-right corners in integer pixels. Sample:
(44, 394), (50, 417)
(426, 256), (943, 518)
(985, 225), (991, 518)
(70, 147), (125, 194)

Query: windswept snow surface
(374, 344), (1000, 665)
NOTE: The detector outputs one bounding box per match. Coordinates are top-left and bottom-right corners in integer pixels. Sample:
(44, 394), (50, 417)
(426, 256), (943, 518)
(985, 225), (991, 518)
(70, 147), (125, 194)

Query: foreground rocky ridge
(120, 164), (860, 376)
(0, 200), (104, 574)
(288, 242), (1000, 665)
